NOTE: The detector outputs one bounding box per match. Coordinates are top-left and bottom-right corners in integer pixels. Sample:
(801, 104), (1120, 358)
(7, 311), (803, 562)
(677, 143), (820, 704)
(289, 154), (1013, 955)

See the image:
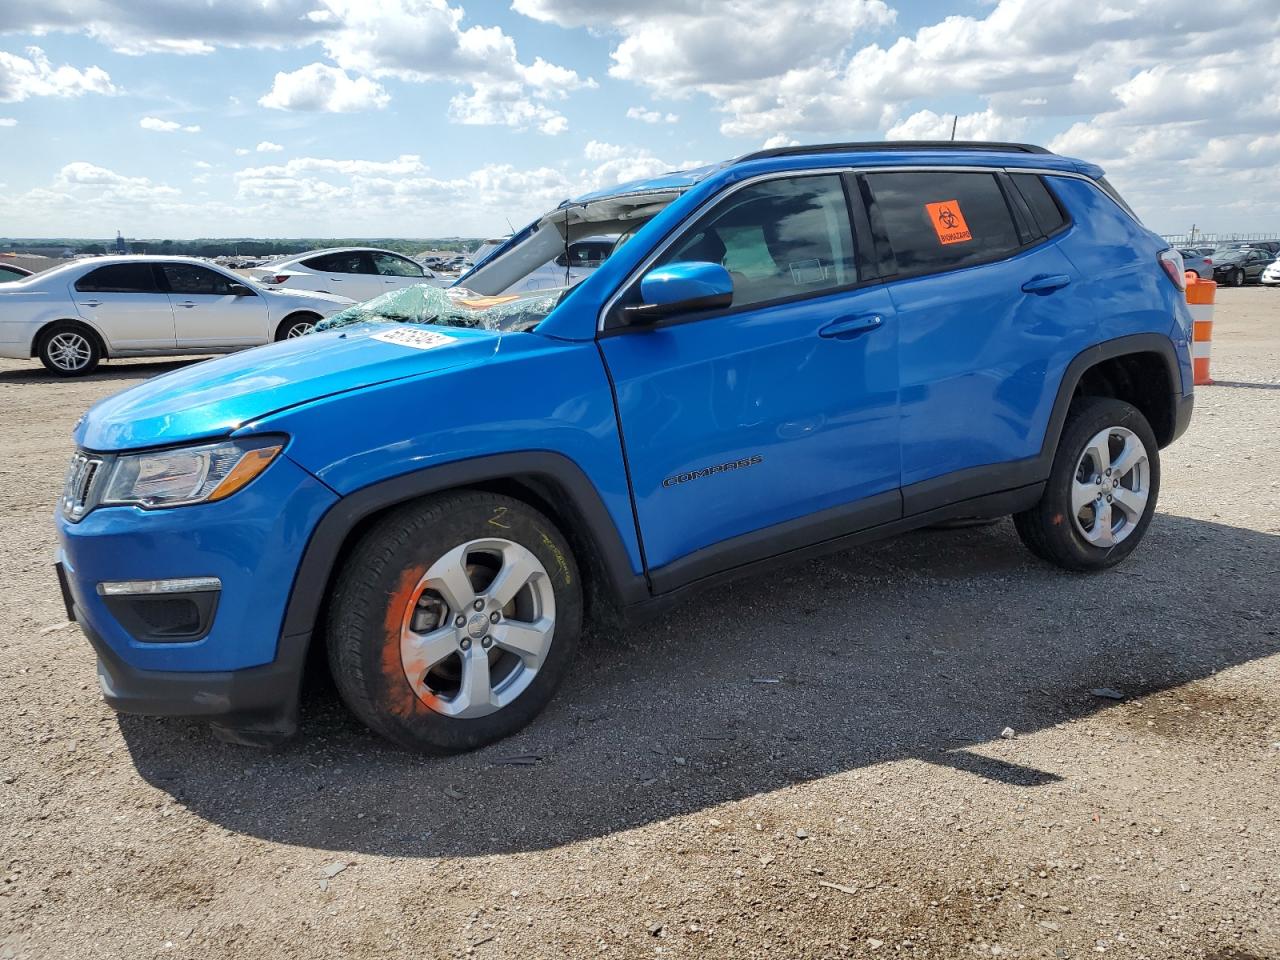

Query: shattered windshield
(314, 283), (565, 334)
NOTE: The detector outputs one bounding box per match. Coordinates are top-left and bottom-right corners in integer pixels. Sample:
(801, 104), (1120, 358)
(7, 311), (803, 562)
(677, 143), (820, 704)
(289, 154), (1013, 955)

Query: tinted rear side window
(864, 171), (1021, 278)
(1011, 174), (1067, 236)
(75, 263), (159, 293)
(304, 252), (372, 274)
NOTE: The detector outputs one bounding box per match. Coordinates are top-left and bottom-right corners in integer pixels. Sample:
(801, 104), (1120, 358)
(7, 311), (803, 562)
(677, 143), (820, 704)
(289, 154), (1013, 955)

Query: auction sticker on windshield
(371, 328), (458, 351)
(925, 200), (972, 245)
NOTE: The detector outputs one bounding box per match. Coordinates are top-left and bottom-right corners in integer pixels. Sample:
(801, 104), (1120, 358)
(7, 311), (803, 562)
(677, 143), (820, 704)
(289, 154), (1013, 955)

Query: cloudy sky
(1, 0), (1276, 239)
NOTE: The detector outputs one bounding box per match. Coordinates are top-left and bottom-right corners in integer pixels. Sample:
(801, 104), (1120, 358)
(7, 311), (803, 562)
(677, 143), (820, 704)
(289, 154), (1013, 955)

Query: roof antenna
(949, 115), (958, 141)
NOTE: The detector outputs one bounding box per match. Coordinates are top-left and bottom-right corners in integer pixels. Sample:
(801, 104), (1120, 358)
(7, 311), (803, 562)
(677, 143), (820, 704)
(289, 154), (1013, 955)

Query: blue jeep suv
(55, 142), (1195, 752)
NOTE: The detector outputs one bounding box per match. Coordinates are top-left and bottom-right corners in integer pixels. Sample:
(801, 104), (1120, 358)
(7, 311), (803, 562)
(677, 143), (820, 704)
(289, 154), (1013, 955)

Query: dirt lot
(1, 290), (1278, 960)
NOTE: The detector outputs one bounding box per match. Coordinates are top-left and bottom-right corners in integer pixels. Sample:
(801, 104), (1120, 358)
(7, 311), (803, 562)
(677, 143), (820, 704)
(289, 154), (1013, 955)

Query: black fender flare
(278, 450), (648, 642)
(1038, 332), (1184, 464)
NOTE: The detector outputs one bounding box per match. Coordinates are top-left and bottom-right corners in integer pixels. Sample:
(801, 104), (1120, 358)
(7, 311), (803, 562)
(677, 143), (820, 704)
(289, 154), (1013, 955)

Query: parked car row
(0, 257), (351, 375)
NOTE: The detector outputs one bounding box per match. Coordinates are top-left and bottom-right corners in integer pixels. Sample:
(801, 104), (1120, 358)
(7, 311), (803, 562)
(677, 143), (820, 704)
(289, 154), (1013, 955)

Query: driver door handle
(819, 314), (884, 339)
(177, 300), (197, 308)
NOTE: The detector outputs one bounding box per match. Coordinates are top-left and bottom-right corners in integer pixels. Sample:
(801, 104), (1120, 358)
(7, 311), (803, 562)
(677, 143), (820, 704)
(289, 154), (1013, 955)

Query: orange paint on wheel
(380, 564), (429, 718)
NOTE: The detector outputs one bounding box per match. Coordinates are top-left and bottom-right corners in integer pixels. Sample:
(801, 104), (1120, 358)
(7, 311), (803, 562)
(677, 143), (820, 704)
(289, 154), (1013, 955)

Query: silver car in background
(0, 256), (352, 377)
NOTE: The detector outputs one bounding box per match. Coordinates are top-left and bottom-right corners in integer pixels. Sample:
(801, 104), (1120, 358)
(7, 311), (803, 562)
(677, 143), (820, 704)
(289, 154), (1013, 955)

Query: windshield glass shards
(314, 283), (565, 334)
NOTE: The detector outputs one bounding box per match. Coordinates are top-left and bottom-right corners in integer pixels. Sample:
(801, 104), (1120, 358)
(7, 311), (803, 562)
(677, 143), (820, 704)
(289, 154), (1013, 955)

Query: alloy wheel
(46, 332), (92, 372)
(285, 321), (314, 338)
(398, 538), (555, 718)
(1070, 425), (1150, 548)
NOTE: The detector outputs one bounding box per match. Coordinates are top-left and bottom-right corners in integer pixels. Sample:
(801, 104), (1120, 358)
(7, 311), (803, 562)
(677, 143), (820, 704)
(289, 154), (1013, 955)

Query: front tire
(327, 491), (582, 753)
(275, 313), (319, 341)
(37, 322), (101, 377)
(1231, 268), (1245, 287)
(1014, 397), (1160, 571)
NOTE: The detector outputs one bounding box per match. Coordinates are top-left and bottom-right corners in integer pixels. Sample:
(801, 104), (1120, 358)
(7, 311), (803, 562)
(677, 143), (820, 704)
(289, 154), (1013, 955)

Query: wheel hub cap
(1070, 425), (1150, 548)
(397, 537), (555, 719)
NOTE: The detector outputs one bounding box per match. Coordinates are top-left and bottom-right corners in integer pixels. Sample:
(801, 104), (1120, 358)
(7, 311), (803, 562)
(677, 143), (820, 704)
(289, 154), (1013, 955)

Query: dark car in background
(1211, 245), (1274, 286)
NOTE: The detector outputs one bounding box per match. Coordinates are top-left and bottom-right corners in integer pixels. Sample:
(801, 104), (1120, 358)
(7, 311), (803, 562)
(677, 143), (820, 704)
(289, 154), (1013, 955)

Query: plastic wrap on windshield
(314, 283), (562, 334)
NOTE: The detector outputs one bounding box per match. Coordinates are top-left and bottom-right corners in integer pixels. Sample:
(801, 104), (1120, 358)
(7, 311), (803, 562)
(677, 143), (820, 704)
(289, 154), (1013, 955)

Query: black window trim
(154, 261), (256, 297)
(599, 168), (877, 334)
(1008, 172), (1073, 240)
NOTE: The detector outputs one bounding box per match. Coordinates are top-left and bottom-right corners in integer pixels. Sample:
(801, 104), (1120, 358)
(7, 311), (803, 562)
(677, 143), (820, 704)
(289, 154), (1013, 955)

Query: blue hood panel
(76, 324), (500, 451)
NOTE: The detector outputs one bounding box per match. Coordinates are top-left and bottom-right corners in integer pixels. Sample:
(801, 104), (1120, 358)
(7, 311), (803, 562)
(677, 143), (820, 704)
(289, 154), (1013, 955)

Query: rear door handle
(1021, 274), (1071, 294)
(177, 300), (197, 308)
(819, 314), (883, 339)
(79, 299), (102, 307)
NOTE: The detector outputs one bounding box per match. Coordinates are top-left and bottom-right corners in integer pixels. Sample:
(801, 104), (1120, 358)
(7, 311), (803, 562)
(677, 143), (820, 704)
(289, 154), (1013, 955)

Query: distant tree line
(2, 237), (482, 258)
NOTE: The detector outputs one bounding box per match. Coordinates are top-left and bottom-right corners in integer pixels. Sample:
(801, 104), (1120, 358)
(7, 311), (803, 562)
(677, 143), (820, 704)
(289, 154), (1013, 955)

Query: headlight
(99, 436), (284, 510)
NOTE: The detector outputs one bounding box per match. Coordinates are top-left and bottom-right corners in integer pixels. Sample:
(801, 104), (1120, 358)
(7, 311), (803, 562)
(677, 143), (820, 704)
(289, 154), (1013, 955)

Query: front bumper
(56, 452), (338, 740)
(1261, 273), (1280, 286)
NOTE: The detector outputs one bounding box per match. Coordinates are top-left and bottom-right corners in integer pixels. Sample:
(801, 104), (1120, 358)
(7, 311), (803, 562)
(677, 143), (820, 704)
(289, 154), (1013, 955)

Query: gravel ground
(1, 289), (1277, 960)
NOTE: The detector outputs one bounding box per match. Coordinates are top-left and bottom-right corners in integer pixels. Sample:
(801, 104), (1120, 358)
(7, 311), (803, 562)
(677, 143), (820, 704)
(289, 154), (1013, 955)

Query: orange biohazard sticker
(925, 200), (972, 245)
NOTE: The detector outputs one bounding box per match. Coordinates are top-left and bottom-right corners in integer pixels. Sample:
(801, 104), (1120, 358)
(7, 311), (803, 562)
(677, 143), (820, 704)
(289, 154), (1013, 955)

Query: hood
(76, 323), (500, 451)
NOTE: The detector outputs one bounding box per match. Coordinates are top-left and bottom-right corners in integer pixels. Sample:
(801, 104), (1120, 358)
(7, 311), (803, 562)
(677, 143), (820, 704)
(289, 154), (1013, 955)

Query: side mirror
(228, 282), (256, 296)
(624, 261), (733, 324)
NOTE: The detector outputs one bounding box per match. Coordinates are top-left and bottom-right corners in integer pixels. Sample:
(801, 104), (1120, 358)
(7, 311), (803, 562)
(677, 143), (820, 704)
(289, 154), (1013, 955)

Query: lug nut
(481, 636), (493, 649)
(473, 599), (485, 611)
(459, 638), (472, 651)
(455, 615), (466, 628)
(1106, 494), (1113, 503)
(1095, 476), (1102, 485)
(489, 611), (500, 623)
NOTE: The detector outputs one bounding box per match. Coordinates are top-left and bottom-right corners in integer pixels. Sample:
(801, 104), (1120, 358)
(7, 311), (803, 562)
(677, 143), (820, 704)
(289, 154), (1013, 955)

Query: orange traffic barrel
(1185, 275), (1216, 386)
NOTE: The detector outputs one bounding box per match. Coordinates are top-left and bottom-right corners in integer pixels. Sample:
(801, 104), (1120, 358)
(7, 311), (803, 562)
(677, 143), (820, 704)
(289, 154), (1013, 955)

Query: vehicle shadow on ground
(0, 358), (205, 384)
(119, 514), (1279, 858)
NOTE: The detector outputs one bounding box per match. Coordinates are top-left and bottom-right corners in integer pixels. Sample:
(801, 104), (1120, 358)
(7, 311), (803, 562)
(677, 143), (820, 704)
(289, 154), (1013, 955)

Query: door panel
(602, 287), (900, 572)
(70, 263), (174, 350)
(863, 169), (1090, 491)
(160, 263), (269, 347)
(888, 243), (1086, 488)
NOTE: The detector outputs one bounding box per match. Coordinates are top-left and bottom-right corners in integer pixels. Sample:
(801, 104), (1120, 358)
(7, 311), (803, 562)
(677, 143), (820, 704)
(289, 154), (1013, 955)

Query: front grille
(61, 452), (105, 522)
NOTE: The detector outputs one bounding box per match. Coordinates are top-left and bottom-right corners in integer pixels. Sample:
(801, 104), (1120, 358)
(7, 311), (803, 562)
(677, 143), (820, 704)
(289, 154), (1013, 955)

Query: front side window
(864, 171), (1022, 278)
(75, 263), (159, 293)
(371, 252), (424, 278)
(654, 174), (857, 309)
(161, 263), (241, 296)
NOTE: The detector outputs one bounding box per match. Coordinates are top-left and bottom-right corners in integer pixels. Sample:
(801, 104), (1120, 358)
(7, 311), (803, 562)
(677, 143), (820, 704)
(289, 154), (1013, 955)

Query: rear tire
(327, 491), (582, 753)
(275, 313), (319, 341)
(1014, 397), (1160, 571)
(37, 322), (101, 377)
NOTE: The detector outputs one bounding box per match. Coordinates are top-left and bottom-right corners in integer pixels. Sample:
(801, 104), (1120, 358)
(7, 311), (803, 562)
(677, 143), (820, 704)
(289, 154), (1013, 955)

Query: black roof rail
(735, 140), (1054, 164)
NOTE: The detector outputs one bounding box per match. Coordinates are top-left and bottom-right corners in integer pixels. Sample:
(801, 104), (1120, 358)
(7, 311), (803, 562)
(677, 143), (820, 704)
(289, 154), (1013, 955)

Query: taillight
(1158, 249), (1186, 290)
(1204, 258), (1212, 265)
(268, 275), (289, 285)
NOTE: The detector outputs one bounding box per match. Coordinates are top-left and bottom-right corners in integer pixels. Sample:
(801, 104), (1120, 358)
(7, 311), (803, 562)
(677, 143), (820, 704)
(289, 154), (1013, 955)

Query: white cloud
(448, 83), (569, 135)
(0, 118), (16, 127)
(235, 148), (250, 156)
(194, 160), (212, 169)
(884, 108), (1027, 142)
(139, 116), (201, 133)
(258, 62), (390, 112)
(256, 141), (284, 153)
(3, 2), (594, 131)
(0, 46), (117, 102)
(626, 105), (678, 124)
(761, 134), (799, 149)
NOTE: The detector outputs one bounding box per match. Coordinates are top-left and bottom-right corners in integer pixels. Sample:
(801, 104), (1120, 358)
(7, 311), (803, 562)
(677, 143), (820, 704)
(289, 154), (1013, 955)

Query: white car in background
(1261, 253), (1280, 287)
(0, 262), (33, 282)
(0, 256), (352, 377)
(249, 247), (449, 303)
